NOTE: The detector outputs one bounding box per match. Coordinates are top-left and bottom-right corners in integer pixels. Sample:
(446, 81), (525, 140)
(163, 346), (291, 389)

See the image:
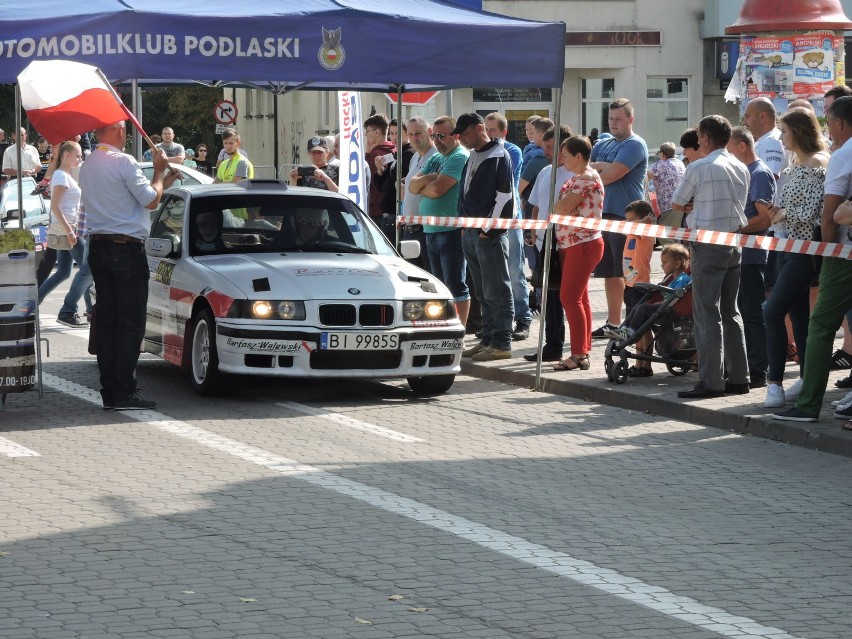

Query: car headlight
(227, 300), (306, 320)
(403, 300), (454, 321)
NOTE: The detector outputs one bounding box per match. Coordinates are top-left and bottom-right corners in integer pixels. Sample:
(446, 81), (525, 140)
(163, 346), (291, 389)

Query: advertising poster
(740, 34), (843, 99)
(337, 91), (368, 211)
(0, 229), (37, 394)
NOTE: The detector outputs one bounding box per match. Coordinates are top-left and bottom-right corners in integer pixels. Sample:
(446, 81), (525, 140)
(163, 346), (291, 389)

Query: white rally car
(144, 179), (464, 396)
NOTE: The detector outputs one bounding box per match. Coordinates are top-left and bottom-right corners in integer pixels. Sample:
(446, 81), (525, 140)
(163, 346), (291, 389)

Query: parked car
(0, 284), (36, 345)
(138, 162), (213, 186)
(143, 179), (464, 396)
(0, 177), (48, 231)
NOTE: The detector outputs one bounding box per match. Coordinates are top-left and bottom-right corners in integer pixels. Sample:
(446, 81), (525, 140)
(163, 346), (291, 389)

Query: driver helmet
(295, 209), (328, 228)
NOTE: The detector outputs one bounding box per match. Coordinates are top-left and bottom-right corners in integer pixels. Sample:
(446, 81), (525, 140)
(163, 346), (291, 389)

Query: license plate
(320, 332), (400, 350)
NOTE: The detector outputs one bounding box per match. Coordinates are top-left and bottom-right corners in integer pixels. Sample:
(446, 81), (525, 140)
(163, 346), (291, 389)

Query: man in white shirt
(2, 128), (41, 178)
(401, 116), (437, 271)
(524, 125), (573, 362)
(672, 115), (750, 399)
(743, 97), (787, 179)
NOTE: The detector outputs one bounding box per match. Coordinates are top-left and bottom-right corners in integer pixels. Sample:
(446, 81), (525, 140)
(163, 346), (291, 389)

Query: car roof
(166, 179), (354, 202)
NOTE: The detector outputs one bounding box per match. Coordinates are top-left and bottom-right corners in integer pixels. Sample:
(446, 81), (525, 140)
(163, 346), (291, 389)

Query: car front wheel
(188, 307), (223, 395)
(407, 374), (455, 396)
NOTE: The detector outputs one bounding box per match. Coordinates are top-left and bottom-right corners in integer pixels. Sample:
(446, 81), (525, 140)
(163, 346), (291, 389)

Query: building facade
(233, 0), (851, 174)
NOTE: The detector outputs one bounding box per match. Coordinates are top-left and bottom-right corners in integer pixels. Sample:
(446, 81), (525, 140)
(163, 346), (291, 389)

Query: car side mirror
(399, 239), (421, 260)
(146, 232), (181, 258)
(3, 209), (20, 222)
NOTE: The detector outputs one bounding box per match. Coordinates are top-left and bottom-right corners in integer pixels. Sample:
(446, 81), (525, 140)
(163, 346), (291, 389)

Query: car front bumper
(215, 321), (464, 379)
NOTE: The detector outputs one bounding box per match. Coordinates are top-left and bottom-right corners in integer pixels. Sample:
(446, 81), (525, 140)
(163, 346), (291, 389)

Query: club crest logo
(319, 27), (345, 71)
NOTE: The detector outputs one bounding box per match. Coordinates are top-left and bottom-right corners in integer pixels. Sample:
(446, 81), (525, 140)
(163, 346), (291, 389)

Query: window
(151, 196), (185, 242)
(581, 78), (615, 137)
(646, 77), (689, 150)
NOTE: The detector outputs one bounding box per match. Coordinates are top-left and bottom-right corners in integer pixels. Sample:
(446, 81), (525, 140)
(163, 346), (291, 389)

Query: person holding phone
(289, 137), (338, 192)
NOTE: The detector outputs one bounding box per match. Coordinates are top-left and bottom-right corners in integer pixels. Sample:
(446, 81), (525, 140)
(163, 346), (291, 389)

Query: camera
(297, 165), (316, 178)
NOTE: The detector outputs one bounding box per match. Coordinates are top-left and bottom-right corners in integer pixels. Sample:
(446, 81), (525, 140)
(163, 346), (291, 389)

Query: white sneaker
(832, 391), (852, 407)
(764, 383), (785, 408)
(785, 378), (804, 403)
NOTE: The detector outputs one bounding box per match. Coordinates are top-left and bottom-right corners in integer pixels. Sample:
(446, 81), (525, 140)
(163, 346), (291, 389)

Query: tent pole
(273, 93), (279, 179)
(15, 84), (43, 399)
(14, 85), (23, 230)
(395, 85), (403, 249)
(131, 80), (142, 160)
(533, 86), (562, 391)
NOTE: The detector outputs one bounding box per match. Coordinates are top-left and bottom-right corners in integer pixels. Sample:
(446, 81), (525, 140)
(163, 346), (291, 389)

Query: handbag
(531, 226), (561, 290)
(47, 215), (73, 251)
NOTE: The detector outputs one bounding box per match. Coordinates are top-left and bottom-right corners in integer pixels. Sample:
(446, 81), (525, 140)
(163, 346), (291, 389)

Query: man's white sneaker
(784, 377), (804, 403)
(764, 383), (785, 408)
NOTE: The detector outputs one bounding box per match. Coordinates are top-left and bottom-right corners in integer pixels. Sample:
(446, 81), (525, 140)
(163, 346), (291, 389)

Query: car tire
(407, 374), (455, 396)
(188, 307), (224, 396)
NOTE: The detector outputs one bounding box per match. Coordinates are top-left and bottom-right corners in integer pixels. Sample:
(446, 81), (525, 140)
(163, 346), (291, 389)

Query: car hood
(196, 252), (447, 300)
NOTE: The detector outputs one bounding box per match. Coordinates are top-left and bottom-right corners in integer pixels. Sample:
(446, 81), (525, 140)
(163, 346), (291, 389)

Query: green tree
(135, 85), (223, 157)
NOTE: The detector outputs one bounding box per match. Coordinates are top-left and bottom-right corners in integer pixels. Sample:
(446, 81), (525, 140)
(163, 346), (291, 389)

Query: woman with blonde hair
(762, 107), (829, 408)
(37, 140), (92, 327)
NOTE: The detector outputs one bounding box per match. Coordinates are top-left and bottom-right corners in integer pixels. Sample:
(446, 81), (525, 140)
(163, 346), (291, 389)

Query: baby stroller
(604, 281), (696, 384)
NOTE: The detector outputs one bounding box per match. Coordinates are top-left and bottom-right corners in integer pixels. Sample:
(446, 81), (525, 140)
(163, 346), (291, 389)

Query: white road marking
(274, 400), (423, 443)
(42, 372), (802, 639)
(0, 436), (40, 458)
(38, 315), (90, 338)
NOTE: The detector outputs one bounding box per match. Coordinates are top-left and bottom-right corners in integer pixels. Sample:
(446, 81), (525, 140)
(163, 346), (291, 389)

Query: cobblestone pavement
(1, 280), (851, 638)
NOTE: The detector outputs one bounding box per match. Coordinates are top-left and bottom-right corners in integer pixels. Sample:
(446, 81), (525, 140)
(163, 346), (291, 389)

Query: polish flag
(17, 60), (129, 145)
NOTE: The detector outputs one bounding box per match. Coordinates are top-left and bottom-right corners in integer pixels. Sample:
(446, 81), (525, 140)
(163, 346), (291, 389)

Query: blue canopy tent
(1, 0), (568, 391)
(0, 0), (565, 89)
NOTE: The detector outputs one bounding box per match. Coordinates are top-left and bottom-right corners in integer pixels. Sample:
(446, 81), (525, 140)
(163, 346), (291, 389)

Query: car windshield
(1, 179), (44, 224)
(186, 193), (396, 258)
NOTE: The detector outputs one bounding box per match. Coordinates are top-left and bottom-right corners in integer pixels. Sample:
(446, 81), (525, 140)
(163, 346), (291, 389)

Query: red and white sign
(385, 91), (440, 107)
(17, 60), (128, 145)
(213, 100), (238, 125)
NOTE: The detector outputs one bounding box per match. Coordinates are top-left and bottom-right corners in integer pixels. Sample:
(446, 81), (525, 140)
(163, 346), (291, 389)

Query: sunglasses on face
(430, 133), (448, 141)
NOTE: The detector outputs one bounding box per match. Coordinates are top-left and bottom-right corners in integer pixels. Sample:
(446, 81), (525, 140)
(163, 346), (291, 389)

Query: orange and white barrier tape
(399, 215), (545, 231)
(398, 214), (852, 260)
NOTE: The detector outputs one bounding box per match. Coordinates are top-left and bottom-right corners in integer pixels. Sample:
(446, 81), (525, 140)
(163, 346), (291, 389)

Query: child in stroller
(605, 244), (693, 382)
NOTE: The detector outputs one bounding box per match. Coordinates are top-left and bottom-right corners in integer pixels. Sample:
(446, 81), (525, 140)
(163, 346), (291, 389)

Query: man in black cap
(289, 136), (339, 191)
(454, 112), (516, 362)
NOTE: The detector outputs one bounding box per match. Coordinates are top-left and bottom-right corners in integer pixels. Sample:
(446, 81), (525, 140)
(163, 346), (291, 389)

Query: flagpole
(94, 69), (157, 150)
(94, 69), (179, 176)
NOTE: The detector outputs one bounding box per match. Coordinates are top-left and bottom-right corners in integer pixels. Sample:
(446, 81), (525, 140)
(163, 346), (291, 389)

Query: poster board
(725, 31), (846, 109)
(0, 229), (38, 394)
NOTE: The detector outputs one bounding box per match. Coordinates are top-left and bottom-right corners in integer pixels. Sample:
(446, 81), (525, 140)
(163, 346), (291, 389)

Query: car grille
(359, 304), (394, 327)
(319, 303), (394, 327)
(310, 349), (401, 370)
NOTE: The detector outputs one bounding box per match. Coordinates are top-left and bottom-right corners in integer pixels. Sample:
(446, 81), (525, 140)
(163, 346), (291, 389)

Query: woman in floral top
(762, 108), (829, 408)
(551, 136), (605, 371)
(647, 141), (685, 216)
